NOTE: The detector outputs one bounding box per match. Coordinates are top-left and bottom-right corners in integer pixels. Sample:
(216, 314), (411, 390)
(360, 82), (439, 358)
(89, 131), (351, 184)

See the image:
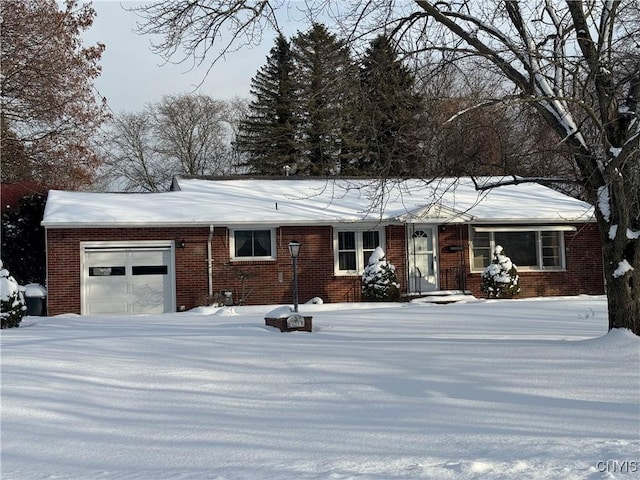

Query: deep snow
(1, 295), (638, 480)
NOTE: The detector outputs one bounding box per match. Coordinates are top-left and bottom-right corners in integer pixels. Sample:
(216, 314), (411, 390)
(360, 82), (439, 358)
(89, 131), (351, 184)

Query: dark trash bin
(24, 283), (47, 316)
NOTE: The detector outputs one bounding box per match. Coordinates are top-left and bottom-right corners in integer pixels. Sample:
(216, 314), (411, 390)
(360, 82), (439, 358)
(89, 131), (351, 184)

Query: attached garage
(81, 242), (175, 315)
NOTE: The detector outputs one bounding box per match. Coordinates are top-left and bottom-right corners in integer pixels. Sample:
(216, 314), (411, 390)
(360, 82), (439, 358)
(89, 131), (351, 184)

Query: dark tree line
(235, 25), (426, 177)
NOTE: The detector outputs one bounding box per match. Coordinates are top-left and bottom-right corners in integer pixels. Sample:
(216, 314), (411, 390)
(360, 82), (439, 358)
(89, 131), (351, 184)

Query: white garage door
(82, 245), (175, 315)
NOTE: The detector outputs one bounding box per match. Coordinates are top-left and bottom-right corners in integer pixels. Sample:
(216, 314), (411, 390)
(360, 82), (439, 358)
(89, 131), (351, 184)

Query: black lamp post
(288, 241), (301, 312)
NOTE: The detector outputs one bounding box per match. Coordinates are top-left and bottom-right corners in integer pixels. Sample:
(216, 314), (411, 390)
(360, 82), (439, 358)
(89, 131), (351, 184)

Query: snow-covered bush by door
(481, 246), (521, 298)
(361, 246), (400, 301)
(1, 260), (27, 329)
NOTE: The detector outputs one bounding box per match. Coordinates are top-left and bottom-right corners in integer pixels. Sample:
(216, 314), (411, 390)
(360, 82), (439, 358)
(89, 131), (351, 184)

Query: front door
(408, 225), (438, 293)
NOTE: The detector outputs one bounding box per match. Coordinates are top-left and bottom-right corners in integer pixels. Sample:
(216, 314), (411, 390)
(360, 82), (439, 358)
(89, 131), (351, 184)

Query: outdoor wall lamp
(288, 241), (301, 312)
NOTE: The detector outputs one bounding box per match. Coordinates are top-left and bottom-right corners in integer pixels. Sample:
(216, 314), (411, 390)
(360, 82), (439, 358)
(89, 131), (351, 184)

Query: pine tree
(349, 35), (425, 176)
(0, 260), (27, 329)
(292, 24), (357, 176)
(481, 246), (521, 298)
(235, 34), (298, 175)
(362, 247), (400, 301)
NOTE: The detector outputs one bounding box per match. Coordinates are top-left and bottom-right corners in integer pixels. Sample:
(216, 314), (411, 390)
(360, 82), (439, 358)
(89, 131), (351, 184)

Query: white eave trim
(41, 219), (395, 229)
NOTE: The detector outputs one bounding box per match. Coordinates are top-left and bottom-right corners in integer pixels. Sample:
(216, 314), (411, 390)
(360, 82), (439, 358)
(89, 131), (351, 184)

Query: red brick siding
(385, 225), (407, 294)
(46, 227), (210, 315)
(45, 222), (604, 315)
(437, 225), (471, 291)
(437, 223), (604, 298)
(211, 225), (409, 306)
(47, 225), (370, 314)
(210, 226), (338, 306)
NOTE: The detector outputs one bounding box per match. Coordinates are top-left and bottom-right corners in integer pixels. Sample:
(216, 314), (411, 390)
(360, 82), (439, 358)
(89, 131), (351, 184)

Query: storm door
(407, 225), (438, 293)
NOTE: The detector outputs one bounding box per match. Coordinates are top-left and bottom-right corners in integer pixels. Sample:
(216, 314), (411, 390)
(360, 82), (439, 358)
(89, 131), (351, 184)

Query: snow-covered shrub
(1, 260), (27, 329)
(481, 246), (521, 298)
(362, 246), (400, 301)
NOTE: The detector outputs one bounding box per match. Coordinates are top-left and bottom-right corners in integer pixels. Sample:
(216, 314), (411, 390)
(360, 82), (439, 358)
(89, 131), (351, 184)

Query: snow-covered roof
(42, 177), (595, 228)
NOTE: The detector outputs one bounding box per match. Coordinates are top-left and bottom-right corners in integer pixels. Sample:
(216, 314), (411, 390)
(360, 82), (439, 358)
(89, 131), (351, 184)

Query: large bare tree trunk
(603, 234), (640, 332)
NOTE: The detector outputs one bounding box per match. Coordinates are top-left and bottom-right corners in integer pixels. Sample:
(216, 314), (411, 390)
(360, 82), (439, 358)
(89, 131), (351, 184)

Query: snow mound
(265, 305), (294, 318)
(214, 307), (238, 316)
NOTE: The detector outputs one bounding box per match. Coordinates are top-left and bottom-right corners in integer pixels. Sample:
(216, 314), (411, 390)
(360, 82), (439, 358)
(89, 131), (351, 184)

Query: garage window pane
(132, 265), (168, 275)
(89, 266), (125, 276)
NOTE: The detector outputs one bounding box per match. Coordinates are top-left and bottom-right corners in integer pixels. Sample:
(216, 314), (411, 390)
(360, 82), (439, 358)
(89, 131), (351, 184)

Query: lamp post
(288, 241), (301, 312)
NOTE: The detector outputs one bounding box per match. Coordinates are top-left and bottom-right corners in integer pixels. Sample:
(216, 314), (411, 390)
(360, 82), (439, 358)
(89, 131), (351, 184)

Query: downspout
(207, 225), (214, 301)
(44, 226), (49, 315)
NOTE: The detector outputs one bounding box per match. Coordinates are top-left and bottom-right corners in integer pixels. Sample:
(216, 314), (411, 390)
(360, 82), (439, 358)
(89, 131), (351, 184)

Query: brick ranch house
(41, 176), (604, 315)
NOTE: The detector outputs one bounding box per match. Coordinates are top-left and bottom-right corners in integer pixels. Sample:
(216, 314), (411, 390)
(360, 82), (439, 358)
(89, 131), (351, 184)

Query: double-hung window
(231, 228), (276, 260)
(471, 226), (570, 271)
(335, 227), (383, 275)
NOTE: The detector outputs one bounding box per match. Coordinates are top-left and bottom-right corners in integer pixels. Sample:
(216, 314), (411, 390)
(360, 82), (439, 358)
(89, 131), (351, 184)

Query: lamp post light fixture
(288, 241), (301, 312)
(264, 240), (311, 332)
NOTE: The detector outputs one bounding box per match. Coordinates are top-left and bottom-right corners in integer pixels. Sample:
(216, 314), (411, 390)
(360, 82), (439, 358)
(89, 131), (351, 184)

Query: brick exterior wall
(437, 223), (605, 298)
(46, 227), (211, 315)
(45, 222), (604, 315)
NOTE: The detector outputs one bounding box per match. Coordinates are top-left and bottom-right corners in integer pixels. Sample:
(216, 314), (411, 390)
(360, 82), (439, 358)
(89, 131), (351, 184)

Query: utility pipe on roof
(207, 225), (214, 301)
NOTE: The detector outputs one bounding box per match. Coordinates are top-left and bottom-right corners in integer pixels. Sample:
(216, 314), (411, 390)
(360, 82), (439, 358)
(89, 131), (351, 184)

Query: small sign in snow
(286, 314), (305, 328)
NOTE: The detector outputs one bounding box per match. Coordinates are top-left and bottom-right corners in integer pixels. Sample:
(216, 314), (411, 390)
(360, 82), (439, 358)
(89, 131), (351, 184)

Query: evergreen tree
(0, 260), (27, 329)
(349, 35), (425, 176)
(362, 247), (400, 301)
(291, 24), (357, 176)
(481, 246), (521, 298)
(235, 34), (298, 175)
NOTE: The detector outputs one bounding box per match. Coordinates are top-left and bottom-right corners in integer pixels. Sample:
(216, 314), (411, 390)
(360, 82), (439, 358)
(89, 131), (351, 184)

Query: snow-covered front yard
(1, 295), (638, 480)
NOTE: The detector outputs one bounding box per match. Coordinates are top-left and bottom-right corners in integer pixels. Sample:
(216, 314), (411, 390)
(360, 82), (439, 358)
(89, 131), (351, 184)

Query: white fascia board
(473, 225), (578, 232)
(468, 216), (595, 226)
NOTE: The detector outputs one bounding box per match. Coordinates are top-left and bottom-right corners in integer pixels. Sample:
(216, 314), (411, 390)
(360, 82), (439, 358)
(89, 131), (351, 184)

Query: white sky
(84, 1), (293, 113)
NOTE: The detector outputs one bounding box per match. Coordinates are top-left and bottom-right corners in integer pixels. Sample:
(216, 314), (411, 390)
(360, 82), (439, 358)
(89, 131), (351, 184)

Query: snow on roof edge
(42, 179), (596, 227)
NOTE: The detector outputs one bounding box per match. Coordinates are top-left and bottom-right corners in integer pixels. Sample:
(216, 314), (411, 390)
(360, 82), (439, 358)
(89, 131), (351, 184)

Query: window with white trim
(471, 227), (570, 271)
(334, 227), (384, 275)
(230, 228), (276, 260)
